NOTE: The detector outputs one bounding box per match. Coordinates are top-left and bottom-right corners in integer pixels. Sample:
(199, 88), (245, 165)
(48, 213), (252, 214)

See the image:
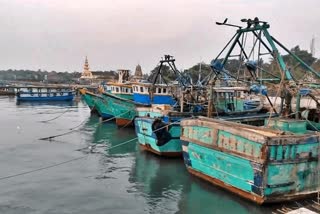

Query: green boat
(134, 105), (194, 157)
(101, 91), (149, 127)
(80, 89), (113, 119)
(181, 117), (320, 204)
(79, 89), (96, 111)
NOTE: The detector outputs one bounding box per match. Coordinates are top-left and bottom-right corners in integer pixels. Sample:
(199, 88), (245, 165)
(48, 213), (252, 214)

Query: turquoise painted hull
(82, 94), (95, 110)
(115, 93), (133, 100)
(181, 117), (320, 204)
(90, 95), (113, 119)
(102, 92), (149, 126)
(134, 117), (182, 157)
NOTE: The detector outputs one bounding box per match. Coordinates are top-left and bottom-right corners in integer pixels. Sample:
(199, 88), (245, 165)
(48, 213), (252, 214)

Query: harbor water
(0, 96), (281, 214)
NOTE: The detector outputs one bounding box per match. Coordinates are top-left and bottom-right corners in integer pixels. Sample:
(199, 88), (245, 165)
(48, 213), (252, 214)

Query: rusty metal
(115, 118), (133, 127)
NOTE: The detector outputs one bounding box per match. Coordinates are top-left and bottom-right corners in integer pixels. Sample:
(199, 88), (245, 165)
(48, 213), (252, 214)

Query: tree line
(1, 45), (319, 84)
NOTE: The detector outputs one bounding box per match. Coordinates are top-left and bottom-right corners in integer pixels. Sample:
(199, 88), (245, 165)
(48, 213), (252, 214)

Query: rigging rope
(265, 59), (287, 126)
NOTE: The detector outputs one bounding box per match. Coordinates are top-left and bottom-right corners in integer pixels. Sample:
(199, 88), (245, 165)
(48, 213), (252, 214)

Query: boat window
(157, 88), (161, 94)
(116, 87), (119, 92)
(163, 88), (167, 94)
(140, 87), (144, 93)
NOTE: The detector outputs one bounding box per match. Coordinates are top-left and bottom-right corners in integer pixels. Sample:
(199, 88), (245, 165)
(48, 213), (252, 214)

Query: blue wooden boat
(16, 86), (75, 101)
(180, 117), (320, 204)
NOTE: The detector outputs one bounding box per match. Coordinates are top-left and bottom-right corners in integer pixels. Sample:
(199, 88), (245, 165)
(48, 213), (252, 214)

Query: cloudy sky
(1, 0), (319, 73)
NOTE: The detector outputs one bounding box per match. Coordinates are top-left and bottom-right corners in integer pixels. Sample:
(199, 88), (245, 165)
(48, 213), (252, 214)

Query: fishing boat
(101, 91), (149, 126)
(106, 69), (134, 100)
(0, 87), (15, 96)
(179, 17), (320, 204)
(79, 88), (113, 119)
(180, 117), (320, 204)
(79, 69), (133, 119)
(134, 84), (272, 157)
(132, 82), (177, 105)
(101, 56), (184, 127)
(16, 86), (75, 101)
(108, 82), (133, 100)
(134, 105), (195, 157)
(104, 82), (178, 127)
(79, 89), (96, 110)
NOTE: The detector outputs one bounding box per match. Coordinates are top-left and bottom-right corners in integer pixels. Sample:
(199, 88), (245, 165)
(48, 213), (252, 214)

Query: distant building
(117, 69), (130, 83)
(132, 64), (143, 82)
(80, 56), (93, 80)
(78, 57), (117, 85)
(91, 71), (118, 83)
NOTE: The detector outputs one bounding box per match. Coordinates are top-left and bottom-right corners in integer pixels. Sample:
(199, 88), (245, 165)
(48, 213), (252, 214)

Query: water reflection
(79, 105), (275, 213)
(83, 114), (137, 156)
(16, 100), (76, 107)
(128, 150), (273, 214)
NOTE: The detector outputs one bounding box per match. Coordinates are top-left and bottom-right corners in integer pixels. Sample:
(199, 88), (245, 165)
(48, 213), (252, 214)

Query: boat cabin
(108, 82), (133, 100)
(132, 83), (176, 105)
(211, 87), (250, 112)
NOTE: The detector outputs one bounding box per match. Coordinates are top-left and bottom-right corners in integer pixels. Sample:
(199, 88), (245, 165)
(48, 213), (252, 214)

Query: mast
(212, 17), (320, 83)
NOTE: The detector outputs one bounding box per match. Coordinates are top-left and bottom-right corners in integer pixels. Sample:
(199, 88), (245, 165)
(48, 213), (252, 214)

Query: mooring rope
(38, 110), (132, 141)
(100, 110), (132, 123)
(0, 119), (183, 181)
(39, 108), (71, 123)
(0, 137), (138, 181)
